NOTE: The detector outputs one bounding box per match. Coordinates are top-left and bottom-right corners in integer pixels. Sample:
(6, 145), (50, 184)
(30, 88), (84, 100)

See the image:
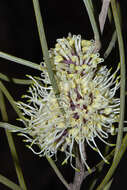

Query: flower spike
(16, 34), (120, 170)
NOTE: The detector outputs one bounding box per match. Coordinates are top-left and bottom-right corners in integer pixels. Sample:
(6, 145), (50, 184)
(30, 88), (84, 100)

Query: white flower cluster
(17, 34), (120, 170)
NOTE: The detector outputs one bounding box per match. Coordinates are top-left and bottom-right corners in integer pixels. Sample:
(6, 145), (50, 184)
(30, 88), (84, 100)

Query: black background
(0, 0), (127, 190)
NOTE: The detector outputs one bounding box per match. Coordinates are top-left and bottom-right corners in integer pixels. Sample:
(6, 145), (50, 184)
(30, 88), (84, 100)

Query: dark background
(0, 0), (127, 190)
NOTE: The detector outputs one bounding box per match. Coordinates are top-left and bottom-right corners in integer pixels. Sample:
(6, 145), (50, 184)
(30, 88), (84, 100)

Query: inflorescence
(17, 34), (120, 171)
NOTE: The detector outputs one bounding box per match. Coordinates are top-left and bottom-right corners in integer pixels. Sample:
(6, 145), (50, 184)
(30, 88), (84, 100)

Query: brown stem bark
(68, 144), (91, 190)
(99, 0), (111, 34)
(69, 157), (85, 190)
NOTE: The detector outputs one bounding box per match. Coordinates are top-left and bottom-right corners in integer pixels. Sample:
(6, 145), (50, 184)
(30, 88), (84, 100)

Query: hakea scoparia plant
(16, 34), (120, 171)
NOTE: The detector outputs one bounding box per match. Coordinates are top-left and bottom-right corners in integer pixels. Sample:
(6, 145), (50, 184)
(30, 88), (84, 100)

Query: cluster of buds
(17, 34), (120, 170)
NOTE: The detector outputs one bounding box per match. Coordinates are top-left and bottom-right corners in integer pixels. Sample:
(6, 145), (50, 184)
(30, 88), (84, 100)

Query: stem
(96, 133), (127, 190)
(104, 1), (121, 59)
(0, 91), (27, 190)
(82, 0), (101, 51)
(70, 145), (92, 190)
(103, 179), (113, 190)
(98, 2), (125, 189)
(32, 1), (70, 188)
(5, 132), (27, 190)
(111, 0), (125, 160)
(0, 174), (22, 190)
(46, 156), (70, 190)
(89, 179), (98, 190)
(0, 81), (22, 118)
(32, 0), (61, 100)
(99, 0), (111, 34)
(107, 4), (112, 22)
(0, 51), (41, 71)
(104, 31), (117, 58)
(103, 4), (117, 59)
(70, 157), (85, 190)
(0, 73), (32, 85)
(0, 124), (70, 189)
(89, 0), (94, 10)
(96, 2), (125, 188)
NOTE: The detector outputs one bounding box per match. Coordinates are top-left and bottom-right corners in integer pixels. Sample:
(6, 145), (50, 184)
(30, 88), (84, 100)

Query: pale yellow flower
(17, 34), (120, 171)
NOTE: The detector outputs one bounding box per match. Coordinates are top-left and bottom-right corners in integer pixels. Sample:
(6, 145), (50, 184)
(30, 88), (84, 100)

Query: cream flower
(17, 34), (120, 171)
